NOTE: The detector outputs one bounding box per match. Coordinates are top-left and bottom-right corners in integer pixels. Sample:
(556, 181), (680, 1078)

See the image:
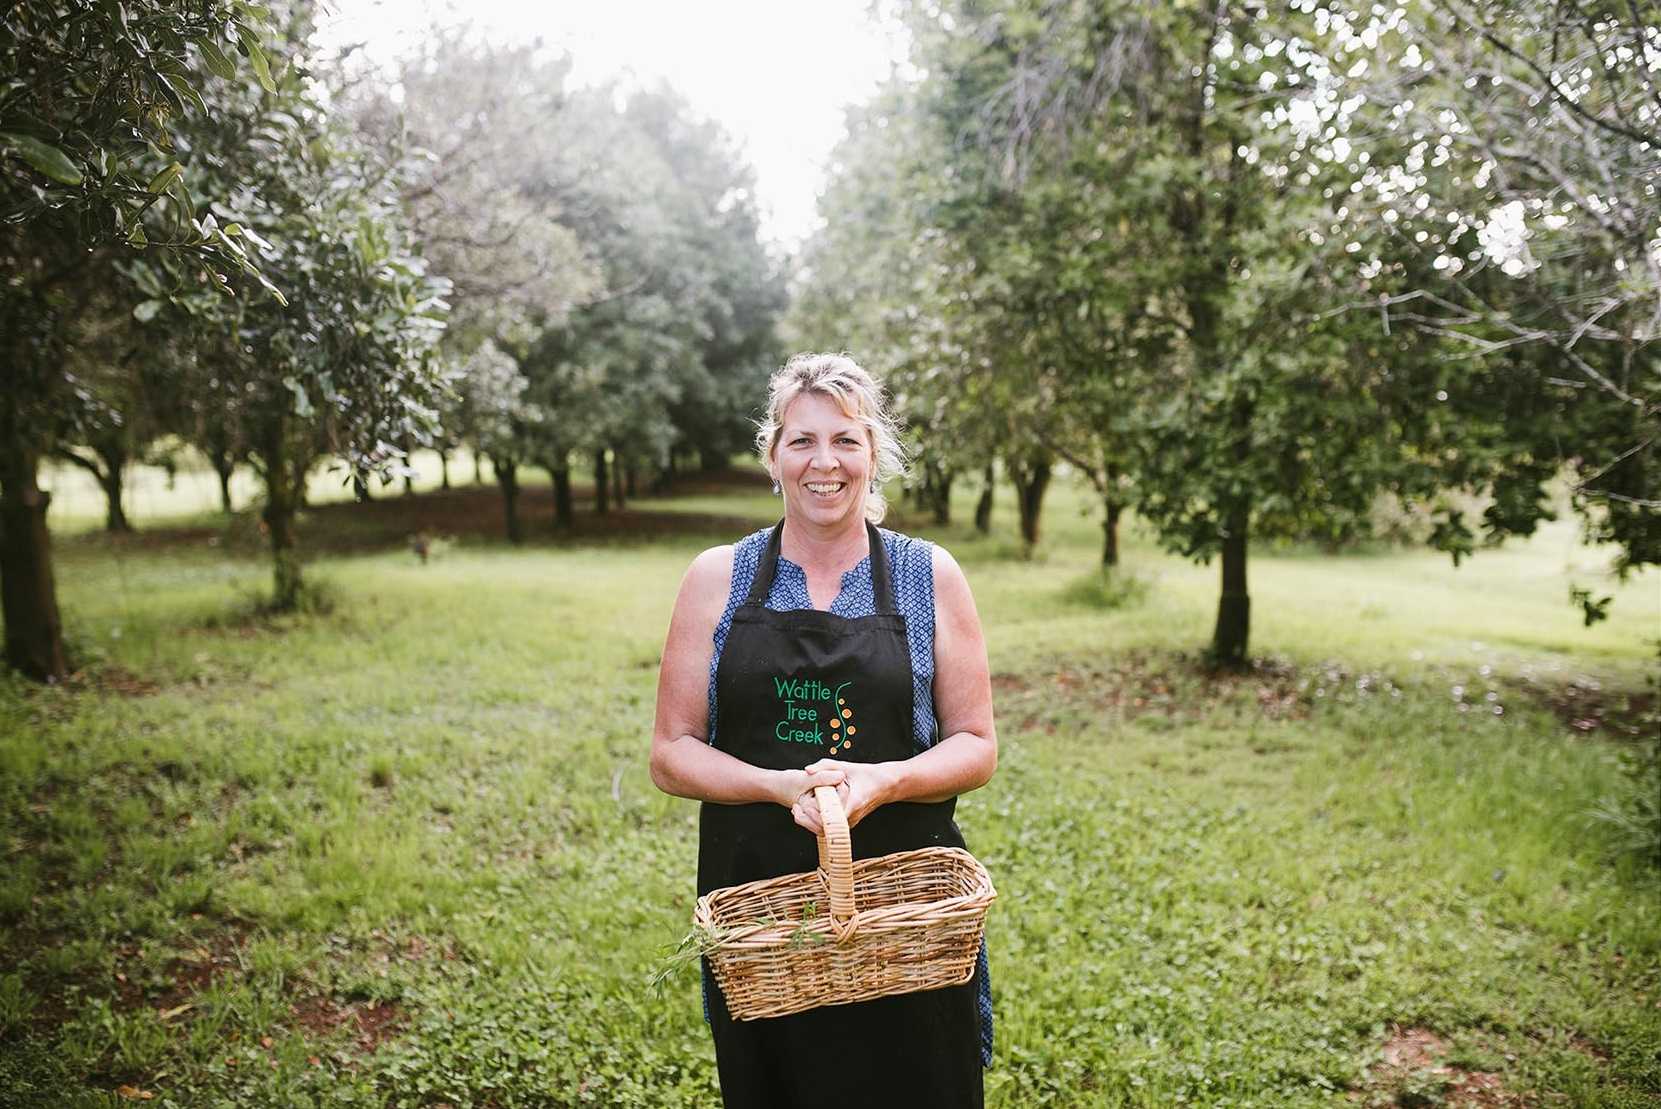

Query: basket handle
(813, 785), (856, 932)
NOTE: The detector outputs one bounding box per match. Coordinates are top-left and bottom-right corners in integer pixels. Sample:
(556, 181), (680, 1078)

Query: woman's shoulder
(733, 525), (773, 560)
(878, 527), (974, 593)
(876, 526), (939, 600)
(686, 526), (770, 591)
(876, 524), (931, 558)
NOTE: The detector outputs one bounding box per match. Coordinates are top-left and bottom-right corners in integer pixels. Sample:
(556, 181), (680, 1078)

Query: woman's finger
(804, 771), (844, 793)
(791, 798), (823, 835)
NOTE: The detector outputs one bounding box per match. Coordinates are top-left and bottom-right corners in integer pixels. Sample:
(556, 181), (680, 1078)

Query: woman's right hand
(773, 767), (846, 835)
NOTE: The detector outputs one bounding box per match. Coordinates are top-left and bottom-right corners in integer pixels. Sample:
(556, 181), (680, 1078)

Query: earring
(869, 478), (878, 494)
(772, 479), (781, 495)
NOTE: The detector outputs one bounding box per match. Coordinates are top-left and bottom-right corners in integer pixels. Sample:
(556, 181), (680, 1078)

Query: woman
(650, 352), (997, 1107)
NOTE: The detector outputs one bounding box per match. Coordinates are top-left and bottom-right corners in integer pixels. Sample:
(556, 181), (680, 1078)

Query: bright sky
(315, 0), (911, 252)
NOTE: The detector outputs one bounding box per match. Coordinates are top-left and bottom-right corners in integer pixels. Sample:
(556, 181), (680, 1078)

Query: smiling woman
(650, 352), (998, 1107)
(754, 353), (908, 532)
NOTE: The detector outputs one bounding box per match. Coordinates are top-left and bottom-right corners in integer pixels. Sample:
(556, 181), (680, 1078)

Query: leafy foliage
(117, 7), (452, 609)
(795, 0), (1659, 661)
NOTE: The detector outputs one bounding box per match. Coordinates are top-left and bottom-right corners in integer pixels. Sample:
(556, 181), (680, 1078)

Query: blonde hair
(755, 352), (908, 523)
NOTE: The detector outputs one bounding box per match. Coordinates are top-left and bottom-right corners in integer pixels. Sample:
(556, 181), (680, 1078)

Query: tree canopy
(791, 0), (1658, 662)
(0, 10), (786, 680)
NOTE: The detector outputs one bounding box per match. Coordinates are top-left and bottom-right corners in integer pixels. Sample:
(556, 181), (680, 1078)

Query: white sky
(315, 0), (911, 252)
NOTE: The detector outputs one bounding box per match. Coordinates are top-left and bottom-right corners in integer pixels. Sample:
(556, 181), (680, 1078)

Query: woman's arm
(807, 542), (997, 824)
(649, 545), (844, 830)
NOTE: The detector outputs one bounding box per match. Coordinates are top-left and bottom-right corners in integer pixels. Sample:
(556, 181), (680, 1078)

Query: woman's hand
(803, 759), (899, 830)
(772, 767), (847, 834)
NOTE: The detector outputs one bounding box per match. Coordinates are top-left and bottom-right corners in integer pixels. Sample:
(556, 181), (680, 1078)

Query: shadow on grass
(55, 470), (776, 561)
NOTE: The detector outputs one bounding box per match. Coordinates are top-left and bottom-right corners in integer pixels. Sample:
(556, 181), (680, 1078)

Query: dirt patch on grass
(1502, 670), (1657, 740)
(61, 525), (231, 555)
(990, 651), (1337, 733)
(58, 664), (161, 698)
(365, 929), (460, 966)
(993, 650), (1655, 744)
(11, 920), (255, 1046)
(152, 940), (239, 1009)
(1563, 1031), (1610, 1063)
(297, 486), (766, 555)
(1347, 1026), (1522, 1107)
(137, 921), (256, 1015)
(290, 995), (405, 1054)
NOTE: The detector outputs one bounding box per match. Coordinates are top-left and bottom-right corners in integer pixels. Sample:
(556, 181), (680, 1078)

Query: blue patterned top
(704, 524), (993, 1068)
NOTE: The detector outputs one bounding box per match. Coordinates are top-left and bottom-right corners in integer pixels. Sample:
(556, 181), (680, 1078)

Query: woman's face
(772, 390), (873, 531)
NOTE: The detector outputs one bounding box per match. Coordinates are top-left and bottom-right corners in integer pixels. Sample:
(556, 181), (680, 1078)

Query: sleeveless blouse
(705, 525), (994, 1067)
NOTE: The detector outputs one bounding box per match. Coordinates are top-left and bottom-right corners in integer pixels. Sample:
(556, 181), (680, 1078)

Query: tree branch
(1435, 0), (1660, 147)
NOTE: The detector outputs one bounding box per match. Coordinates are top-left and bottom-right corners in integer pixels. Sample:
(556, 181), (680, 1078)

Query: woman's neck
(779, 516), (870, 576)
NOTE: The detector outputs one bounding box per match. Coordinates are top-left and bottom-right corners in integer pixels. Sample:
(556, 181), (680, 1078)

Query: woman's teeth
(806, 482), (844, 496)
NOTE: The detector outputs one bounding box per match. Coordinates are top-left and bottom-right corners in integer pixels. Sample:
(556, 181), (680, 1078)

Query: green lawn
(2, 462), (1657, 1107)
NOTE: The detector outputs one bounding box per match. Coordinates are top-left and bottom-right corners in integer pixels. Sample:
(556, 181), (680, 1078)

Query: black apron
(699, 520), (984, 1109)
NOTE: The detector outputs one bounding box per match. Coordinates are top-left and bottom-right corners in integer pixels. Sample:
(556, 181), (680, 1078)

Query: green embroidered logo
(770, 677), (856, 752)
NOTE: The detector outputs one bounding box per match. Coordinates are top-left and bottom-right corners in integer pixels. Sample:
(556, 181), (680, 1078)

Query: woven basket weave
(695, 785), (995, 1021)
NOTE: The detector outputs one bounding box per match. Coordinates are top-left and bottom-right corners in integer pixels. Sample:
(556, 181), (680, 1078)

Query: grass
(1, 459), (1657, 1107)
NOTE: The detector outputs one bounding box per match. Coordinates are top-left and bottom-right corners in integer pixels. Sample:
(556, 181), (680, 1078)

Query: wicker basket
(695, 785), (995, 1021)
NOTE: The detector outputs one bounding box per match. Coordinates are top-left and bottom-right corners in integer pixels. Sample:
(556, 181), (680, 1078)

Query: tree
(1297, 0), (1660, 608)
(791, 82), (1010, 538)
(48, 287), (176, 533)
(142, 13), (451, 610)
(873, 0), (1481, 664)
(0, 1), (279, 680)
(453, 340), (536, 543)
(524, 83), (784, 527)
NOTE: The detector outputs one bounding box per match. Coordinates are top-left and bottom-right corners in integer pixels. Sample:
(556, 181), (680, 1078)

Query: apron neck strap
(746, 519), (896, 615)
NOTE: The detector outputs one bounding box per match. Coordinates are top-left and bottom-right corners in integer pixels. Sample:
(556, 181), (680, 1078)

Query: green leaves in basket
(647, 923), (727, 994)
(649, 909), (838, 993)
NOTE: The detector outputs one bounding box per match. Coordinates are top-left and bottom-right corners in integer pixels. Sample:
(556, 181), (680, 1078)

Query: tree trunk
(594, 449), (610, 514)
(974, 462), (994, 535)
(91, 438), (132, 531)
(439, 449), (450, 490)
(699, 448), (727, 473)
(213, 453), (235, 514)
(260, 416), (303, 612)
(1209, 387), (1255, 664)
(1170, 1), (1250, 665)
(550, 459), (574, 529)
(626, 461), (637, 500)
(292, 450), (312, 511)
(1211, 509), (1250, 667)
(495, 456), (522, 544)
(927, 461), (953, 525)
(402, 436), (415, 496)
(1103, 498), (1123, 567)
(100, 466), (130, 532)
(474, 451), (484, 485)
(612, 450), (626, 510)
(352, 474), (371, 502)
(1013, 459), (1052, 548)
(0, 444), (69, 682)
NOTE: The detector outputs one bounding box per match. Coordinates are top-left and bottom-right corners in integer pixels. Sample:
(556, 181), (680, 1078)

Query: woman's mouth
(805, 481), (845, 498)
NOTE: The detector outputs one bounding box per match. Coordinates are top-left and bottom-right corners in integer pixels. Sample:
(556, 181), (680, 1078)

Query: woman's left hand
(802, 758), (900, 829)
